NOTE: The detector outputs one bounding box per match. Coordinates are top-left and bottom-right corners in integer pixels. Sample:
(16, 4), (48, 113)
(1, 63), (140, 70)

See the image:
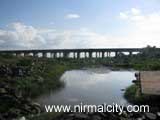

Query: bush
(17, 59), (32, 66)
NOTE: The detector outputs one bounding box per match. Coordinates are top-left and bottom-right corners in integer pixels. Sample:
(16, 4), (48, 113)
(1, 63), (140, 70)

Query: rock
(120, 117), (127, 120)
(141, 115), (146, 120)
(132, 112), (142, 118)
(145, 113), (157, 120)
(109, 113), (119, 120)
(18, 116), (26, 120)
(157, 112), (160, 116)
(92, 115), (102, 120)
(99, 112), (107, 117)
(137, 118), (143, 120)
(68, 113), (74, 117)
(121, 111), (128, 118)
(74, 113), (89, 119)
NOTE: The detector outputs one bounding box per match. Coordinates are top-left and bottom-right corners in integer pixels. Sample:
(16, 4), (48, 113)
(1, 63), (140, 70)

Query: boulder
(145, 113), (157, 120)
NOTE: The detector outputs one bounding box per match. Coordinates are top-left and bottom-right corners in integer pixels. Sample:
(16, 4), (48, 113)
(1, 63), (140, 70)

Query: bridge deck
(0, 48), (143, 53)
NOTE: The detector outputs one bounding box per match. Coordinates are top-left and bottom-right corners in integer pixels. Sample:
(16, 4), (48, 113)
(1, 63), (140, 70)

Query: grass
(124, 84), (160, 105)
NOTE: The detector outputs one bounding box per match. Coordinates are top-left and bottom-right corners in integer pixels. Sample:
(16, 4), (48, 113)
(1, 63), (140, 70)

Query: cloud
(0, 23), (119, 49)
(118, 8), (160, 47)
(1, 8), (160, 50)
(119, 12), (129, 19)
(0, 22), (60, 49)
(65, 13), (80, 19)
(131, 8), (141, 15)
(120, 8), (141, 20)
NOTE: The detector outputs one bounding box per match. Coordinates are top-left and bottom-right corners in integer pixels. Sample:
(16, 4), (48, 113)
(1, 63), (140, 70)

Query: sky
(0, 0), (160, 49)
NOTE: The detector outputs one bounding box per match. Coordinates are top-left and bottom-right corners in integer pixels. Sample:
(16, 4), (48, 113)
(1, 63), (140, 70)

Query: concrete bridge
(0, 48), (143, 59)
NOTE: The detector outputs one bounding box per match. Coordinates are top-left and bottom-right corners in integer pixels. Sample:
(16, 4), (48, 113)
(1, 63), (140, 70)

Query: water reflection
(36, 67), (136, 106)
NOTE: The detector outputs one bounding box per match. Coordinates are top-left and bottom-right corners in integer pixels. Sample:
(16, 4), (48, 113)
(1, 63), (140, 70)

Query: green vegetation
(0, 58), (64, 97)
(0, 55), (109, 98)
(124, 84), (160, 106)
(121, 46), (160, 105)
(1, 45), (160, 119)
(124, 84), (147, 104)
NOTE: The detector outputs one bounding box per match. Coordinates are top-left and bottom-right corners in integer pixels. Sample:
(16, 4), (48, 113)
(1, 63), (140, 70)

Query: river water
(36, 67), (136, 106)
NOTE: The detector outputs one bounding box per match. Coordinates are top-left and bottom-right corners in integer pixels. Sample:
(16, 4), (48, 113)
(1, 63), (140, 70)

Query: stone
(145, 113), (157, 120)
(92, 115), (102, 120)
(157, 112), (160, 116)
(74, 113), (89, 119)
(121, 111), (128, 118)
(109, 113), (119, 120)
(137, 118), (143, 120)
(68, 113), (74, 117)
(133, 112), (142, 118)
(18, 116), (26, 120)
(99, 112), (107, 117)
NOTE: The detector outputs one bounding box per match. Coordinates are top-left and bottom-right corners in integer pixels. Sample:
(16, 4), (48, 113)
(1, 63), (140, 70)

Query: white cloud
(0, 22), (58, 49)
(65, 13), (80, 19)
(1, 8), (160, 50)
(120, 12), (129, 19)
(119, 8), (160, 47)
(119, 8), (143, 21)
(0, 23), (120, 49)
(131, 8), (141, 15)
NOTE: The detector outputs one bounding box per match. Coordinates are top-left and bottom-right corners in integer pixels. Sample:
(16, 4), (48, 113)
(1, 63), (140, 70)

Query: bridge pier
(72, 52), (75, 59)
(96, 52), (98, 58)
(50, 53), (54, 58)
(106, 52), (108, 57)
(56, 52), (59, 58)
(106, 52), (111, 57)
(24, 52), (30, 57)
(129, 51), (132, 56)
(115, 52), (118, 57)
(53, 52), (56, 58)
(77, 52), (80, 59)
(74, 52), (77, 59)
(59, 52), (62, 58)
(84, 52), (88, 58)
(109, 52), (111, 57)
(89, 52), (92, 58)
(99, 52), (101, 58)
(33, 52), (39, 57)
(63, 52), (69, 59)
(42, 52), (47, 58)
(16, 53), (22, 57)
(102, 52), (104, 58)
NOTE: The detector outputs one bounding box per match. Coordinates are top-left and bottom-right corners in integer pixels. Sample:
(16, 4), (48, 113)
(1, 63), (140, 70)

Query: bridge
(0, 48), (143, 59)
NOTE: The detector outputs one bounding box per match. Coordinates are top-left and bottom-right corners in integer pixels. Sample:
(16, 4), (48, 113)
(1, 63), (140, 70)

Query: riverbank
(0, 55), (100, 97)
(0, 56), (111, 119)
(0, 56), (73, 119)
(124, 84), (160, 106)
(1, 49), (160, 119)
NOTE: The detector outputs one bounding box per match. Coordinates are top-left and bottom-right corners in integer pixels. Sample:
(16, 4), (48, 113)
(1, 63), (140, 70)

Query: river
(36, 67), (136, 106)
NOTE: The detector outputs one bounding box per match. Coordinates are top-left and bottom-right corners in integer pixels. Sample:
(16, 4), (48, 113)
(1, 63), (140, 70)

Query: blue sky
(0, 0), (160, 49)
(0, 0), (159, 30)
